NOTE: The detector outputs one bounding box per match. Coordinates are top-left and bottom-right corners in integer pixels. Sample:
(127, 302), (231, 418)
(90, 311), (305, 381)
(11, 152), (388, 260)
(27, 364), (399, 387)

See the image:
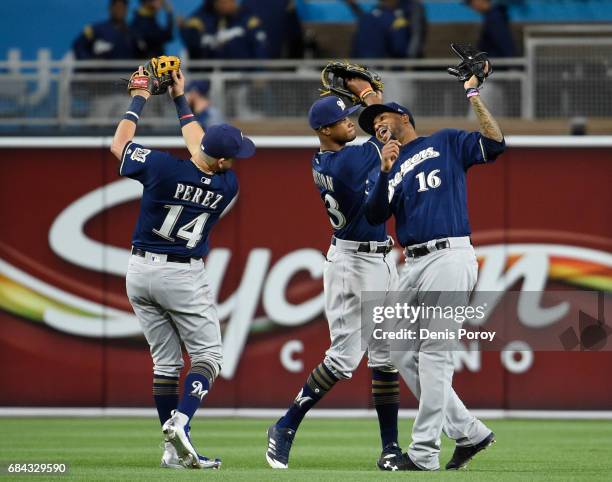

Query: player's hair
(203, 152), (219, 165)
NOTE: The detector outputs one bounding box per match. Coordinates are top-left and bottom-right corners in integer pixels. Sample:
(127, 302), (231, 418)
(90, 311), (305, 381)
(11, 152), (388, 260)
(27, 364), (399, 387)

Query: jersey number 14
(153, 204), (210, 248)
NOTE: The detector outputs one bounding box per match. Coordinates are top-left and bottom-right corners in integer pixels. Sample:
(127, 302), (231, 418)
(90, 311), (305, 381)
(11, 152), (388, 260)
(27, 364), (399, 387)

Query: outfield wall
(0, 136), (611, 410)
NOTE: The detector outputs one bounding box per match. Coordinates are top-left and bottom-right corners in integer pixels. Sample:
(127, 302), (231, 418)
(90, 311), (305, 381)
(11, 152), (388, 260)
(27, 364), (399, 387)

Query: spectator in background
(464, 0), (517, 117)
(185, 80), (225, 128)
(465, 0), (516, 57)
(344, 0), (427, 59)
(73, 0), (138, 60)
(131, 0), (174, 58)
(242, 0), (304, 58)
(180, 0), (268, 59)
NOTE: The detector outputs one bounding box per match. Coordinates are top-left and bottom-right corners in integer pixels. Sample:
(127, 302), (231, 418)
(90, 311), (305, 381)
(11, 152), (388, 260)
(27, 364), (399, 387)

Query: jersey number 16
(415, 169), (442, 192)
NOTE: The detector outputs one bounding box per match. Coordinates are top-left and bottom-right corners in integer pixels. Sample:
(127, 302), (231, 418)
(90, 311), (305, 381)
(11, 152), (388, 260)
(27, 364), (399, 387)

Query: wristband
(466, 87), (480, 99)
(174, 94), (195, 127)
(359, 86), (375, 101)
(361, 90), (376, 101)
(123, 95), (147, 123)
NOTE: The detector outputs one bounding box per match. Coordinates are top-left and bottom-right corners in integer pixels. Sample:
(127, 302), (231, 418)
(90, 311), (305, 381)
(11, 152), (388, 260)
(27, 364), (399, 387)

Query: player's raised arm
(465, 71), (504, 143)
(447, 42), (505, 165)
(447, 43), (504, 143)
(110, 65), (151, 161)
(169, 69), (206, 162)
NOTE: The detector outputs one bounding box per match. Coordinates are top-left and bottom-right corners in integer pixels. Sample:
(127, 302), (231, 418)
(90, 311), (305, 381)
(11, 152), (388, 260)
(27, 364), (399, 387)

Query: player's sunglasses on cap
(201, 124), (256, 159)
(358, 102), (416, 136)
(308, 95), (361, 130)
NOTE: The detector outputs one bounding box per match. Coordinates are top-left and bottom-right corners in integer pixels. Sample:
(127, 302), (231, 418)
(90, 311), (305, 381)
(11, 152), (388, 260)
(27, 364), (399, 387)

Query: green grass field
(1, 417), (611, 481)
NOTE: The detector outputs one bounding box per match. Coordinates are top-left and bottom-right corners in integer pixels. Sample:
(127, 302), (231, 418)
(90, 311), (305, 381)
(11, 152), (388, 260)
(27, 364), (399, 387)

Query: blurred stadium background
(0, 1), (611, 476)
(1, 0), (612, 134)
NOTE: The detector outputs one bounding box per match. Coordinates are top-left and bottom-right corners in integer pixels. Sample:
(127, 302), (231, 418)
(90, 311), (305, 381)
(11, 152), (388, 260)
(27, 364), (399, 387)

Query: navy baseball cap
(358, 102), (416, 136)
(308, 96), (360, 130)
(201, 124), (256, 159)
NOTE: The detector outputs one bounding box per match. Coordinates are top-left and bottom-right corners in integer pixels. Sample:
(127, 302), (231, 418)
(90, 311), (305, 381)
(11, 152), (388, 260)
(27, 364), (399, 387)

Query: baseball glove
(320, 61), (384, 106)
(447, 43), (492, 87)
(126, 55), (181, 95)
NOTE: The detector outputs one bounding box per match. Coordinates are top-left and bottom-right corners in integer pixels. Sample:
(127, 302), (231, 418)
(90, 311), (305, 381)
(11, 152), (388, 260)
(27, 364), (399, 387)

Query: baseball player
(110, 65), (255, 469)
(266, 85), (411, 471)
(360, 59), (503, 470)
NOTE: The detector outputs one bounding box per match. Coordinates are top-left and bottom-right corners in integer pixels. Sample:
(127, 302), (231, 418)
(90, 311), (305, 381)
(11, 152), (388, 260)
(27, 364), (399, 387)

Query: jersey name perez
(173, 182), (224, 209)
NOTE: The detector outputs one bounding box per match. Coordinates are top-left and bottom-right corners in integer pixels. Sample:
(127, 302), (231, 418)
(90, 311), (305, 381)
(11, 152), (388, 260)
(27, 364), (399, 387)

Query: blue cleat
(265, 423), (295, 469)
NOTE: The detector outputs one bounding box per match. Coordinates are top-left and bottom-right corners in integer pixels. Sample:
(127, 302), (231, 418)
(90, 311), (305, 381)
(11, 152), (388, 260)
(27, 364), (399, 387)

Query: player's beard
(345, 130), (357, 143)
(332, 131), (356, 146)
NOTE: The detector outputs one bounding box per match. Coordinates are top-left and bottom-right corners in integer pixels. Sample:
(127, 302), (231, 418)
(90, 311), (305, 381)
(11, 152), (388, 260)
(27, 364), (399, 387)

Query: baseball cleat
(183, 453), (222, 470)
(378, 445), (423, 471)
(265, 423), (295, 469)
(183, 426), (222, 469)
(160, 441), (185, 469)
(162, 411), (198, 466)
(445, 431), (496, 470)
(162, 412), (222, 470)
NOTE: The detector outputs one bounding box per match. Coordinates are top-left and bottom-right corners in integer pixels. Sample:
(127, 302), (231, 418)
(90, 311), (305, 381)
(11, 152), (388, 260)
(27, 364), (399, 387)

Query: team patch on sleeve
(130, 146), (151, 163)
(119, 142), (152, 179)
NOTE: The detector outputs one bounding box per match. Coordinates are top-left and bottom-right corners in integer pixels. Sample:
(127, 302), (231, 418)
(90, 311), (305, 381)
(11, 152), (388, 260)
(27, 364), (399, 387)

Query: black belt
(131, 247), (198, 264)
(332, 237), (393, 254)
(405, 240), (450, 258)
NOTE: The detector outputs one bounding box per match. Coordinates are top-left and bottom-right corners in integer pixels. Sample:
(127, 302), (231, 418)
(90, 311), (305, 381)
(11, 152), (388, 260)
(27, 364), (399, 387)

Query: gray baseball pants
(126, 252), (222, 379)
(323, 237), (398, 379)
(391, 236), (491, 470)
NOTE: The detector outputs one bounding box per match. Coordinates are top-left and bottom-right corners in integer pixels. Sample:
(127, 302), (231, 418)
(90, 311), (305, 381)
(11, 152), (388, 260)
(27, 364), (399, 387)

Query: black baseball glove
(320, 61), (384, 106)
(126, 55), (181, 95)
(447, 43), (492, 87)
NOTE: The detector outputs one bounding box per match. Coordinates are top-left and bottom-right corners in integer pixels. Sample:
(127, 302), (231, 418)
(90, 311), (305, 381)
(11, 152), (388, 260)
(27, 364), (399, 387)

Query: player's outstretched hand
(381, 140), (401, 173)
(345, 77), (370, 96)
(345, 77), (382, 104)
(128, 66), (152, 99)
(168, 69), (185, 99)
(464, 61), (490, 90)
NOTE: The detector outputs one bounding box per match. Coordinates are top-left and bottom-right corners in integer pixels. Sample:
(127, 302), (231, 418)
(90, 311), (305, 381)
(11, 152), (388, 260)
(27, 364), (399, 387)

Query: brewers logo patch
(130, 147), (151, 163)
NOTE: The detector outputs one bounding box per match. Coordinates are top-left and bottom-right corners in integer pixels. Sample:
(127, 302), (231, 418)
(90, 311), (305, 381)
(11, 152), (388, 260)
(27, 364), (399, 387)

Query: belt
(131, 247), (198, 264)
(405, 240), (450, 258)
(332, 237), (393, 254)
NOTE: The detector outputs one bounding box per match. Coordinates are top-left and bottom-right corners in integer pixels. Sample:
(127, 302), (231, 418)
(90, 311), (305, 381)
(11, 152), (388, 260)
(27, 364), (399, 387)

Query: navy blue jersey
(351, 7), (410, 59)
(312, 138), (386, 242)
(131, 6), (174, 58)
(119, 142), (238, 257)
(370, 129), (503, 246)
(180, 6), (268, 60)
(478, 5), (516, 58)
(73, 20), (138, 60)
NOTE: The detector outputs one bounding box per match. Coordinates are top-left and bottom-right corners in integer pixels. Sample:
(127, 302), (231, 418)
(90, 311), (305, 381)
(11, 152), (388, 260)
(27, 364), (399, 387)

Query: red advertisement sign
(0, 140), (611, 409)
